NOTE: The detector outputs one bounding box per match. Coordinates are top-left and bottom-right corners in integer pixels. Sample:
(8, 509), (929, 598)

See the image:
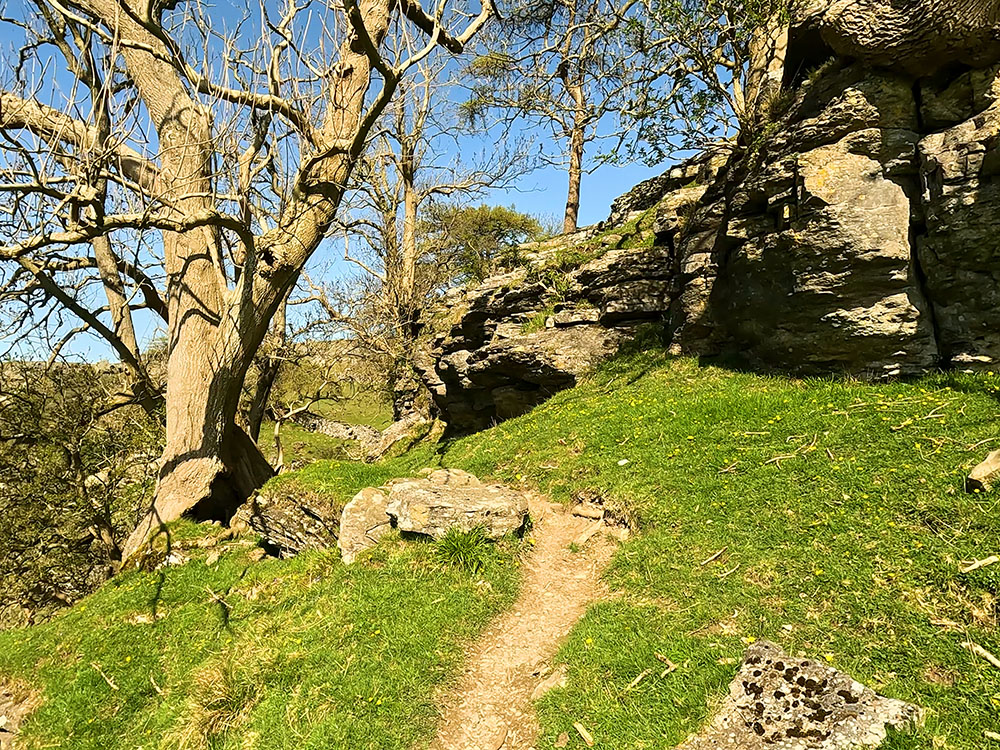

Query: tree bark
(120, 0), (397, 561)
(247, 300), (288, 442)
(563, 120), (585, 234)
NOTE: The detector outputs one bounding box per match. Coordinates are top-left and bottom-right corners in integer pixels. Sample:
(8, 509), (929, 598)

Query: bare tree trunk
(744, 18), (789, 124)
(122, 0), (399, 560)
(247, 300), (289, 442)
(564, 120), (585, 234)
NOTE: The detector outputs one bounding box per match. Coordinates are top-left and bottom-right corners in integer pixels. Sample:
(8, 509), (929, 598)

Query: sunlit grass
(3, 354), (998, 749)
(440, 355), (1000, 750)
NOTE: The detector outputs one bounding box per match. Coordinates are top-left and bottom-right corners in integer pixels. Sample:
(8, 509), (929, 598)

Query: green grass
(314, 390), (393, 429)
(0, 451), (519, 750)
(434, 355), (1000, 749)
(4, 353), (1000, 749)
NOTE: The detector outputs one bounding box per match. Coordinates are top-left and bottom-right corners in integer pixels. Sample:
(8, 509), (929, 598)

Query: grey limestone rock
(338, 487), (393, 564)
(678, 641), (921, 750)
(386, 473), (528, 540)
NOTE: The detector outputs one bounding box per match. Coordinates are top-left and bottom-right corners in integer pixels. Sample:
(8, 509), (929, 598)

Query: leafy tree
(0, 362), (161, 627)
(422, 203), (544, 282)
(639, 0), (794, 158)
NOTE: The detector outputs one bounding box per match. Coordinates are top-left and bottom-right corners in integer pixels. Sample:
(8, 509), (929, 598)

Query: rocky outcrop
(678, 641), (921, 749)
(234, 469), (527, 563)
(794, 0), (1000, 76)
(0, 679), (40, 750)
(417, 5), (1000, 430)
(232, 485), (341, 557)
(291, 415), (382, 446)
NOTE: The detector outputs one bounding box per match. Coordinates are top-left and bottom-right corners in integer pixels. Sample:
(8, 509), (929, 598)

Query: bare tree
(463, 0), (664, 233)
(314, 61), (531, 417)
(0, 0), (495, 559)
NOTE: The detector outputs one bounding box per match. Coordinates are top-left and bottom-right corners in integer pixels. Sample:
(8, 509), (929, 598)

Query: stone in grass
(677, 641), (921, 750)
(386, 471), (528, 540)
(966, 449), (1000, 493)
(338, 488), (393, 564)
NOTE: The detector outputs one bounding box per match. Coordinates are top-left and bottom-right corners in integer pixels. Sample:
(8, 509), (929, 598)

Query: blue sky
(0, 1), (671, 360)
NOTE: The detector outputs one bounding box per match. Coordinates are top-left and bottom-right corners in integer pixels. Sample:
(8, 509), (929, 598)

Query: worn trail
(428, 494), (619, 750)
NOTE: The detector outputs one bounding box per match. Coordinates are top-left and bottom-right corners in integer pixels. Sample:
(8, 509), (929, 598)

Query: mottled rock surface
(232, 488), (340, 557)
(338, 488), (392, 564)
(967, 450), (1000, 493)
(0, 680), (40, 750)
(386, 471), (528, 540)
(365, 414), (435, 462)
(678, 641), (921, 750)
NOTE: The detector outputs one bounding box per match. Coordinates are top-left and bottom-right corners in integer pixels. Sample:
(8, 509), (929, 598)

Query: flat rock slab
(678, 641), (921, 750)
(232, 491), (339, 558)
(386, 472), (528, 540)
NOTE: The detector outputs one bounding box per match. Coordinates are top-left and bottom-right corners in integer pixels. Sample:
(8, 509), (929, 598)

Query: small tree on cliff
(421, 203), (543, 283)
(0, 0), (495, 558)
(463, 0), (665, 233)
(638, 0), (794, 157)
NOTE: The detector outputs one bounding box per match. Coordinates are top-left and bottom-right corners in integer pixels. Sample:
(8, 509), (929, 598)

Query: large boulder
(386, 470), (528, 540)
(365, 414), (436, 462)
(794, 0), (1000, 77)
(678, 641), (921, 749)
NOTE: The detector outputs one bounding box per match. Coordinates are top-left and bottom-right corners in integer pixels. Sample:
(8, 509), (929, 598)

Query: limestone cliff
(417, 2), (1000, 432)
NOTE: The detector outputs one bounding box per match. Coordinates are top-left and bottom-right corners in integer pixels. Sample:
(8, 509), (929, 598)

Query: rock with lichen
(677, 641), (921, 750)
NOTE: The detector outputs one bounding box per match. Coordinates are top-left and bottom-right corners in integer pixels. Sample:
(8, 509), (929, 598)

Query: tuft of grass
(520, 305), (557, 334)
(435, 527), (494, 574)
(168, 649), (270, 750)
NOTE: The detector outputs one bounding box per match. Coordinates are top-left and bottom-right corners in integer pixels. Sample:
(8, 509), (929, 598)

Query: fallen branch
(91, 662), (119, 691)
(574, 520), (604, 548)
(573, 722), (595, 747)
(625, 669), (651, 691)
(960, 556), (1000, 574)
(961, 641), (1000, 669)
(655, 652), (678, 676)
(718, 563), (741, 580)
(700, 547), (727, 567)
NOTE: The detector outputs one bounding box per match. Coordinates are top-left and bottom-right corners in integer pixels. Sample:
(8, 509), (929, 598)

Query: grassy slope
(436, 354), (1000, 749)
(0, 455), (519, 750)
(3, 353), (999, 749)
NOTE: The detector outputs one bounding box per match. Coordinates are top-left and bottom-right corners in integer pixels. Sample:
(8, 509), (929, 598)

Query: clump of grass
(521, 305), (557, 334)
(169, 649), (270, 750)
(436, 527), (493, 574)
